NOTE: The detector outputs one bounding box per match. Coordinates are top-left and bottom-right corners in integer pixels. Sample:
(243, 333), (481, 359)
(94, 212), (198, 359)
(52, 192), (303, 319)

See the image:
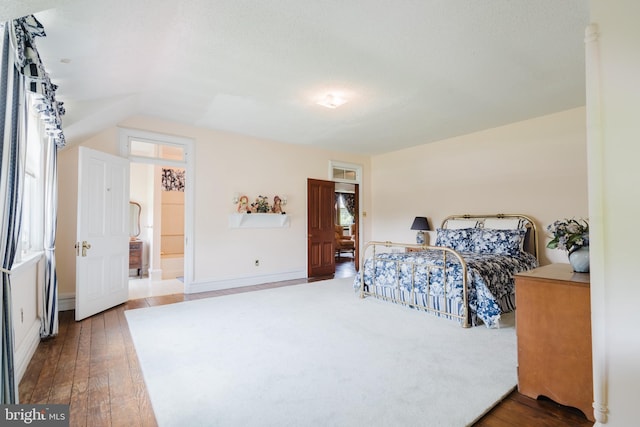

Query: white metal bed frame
(358, 213), (538, 328)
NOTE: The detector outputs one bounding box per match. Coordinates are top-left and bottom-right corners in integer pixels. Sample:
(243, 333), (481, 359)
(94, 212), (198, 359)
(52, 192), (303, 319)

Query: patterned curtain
(0, 15), (65, 402)
(0, 20), (27, 405)
(342, 193), (356, 218)
(16, 16), (65, 338)
(40, 133), (58, 338)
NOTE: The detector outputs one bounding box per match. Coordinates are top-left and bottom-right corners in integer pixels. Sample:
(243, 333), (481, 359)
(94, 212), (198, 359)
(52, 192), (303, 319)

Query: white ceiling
(3, 0), (589, 155)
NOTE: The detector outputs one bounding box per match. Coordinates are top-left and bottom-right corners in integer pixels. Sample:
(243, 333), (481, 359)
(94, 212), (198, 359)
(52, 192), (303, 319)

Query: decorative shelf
(228, 213), (290, 229)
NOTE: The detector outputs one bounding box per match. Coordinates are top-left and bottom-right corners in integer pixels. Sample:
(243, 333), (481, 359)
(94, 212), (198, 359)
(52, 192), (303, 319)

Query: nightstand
(514, 263), (593, 421)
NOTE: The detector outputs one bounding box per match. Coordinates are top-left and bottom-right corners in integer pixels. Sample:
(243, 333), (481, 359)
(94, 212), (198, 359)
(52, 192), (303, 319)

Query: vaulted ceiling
(2, 1), (589, 155)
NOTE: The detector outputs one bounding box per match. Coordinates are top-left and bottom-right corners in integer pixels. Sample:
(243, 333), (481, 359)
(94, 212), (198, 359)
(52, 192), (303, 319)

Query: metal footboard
(358, 241), (471, 328)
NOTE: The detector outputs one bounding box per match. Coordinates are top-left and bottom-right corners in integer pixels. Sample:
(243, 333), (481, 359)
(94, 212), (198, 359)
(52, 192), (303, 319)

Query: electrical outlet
(255, 259), (260, 267)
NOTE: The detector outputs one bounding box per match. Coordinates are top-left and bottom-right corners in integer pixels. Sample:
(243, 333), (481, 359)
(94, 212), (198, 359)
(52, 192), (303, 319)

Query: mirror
(129, 201), (141, 239)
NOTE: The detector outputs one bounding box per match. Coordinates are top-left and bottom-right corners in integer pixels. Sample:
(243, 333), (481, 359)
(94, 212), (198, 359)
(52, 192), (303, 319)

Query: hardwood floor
(19, 256), (592, 426)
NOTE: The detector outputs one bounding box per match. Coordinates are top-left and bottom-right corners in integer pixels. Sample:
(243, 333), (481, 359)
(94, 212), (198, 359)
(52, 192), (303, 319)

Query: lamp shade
(410, 216), (430, 231)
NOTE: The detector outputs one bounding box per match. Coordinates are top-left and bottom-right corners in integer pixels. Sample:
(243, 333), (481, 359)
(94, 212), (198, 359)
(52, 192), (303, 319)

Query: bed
(353, 214), (539, 328)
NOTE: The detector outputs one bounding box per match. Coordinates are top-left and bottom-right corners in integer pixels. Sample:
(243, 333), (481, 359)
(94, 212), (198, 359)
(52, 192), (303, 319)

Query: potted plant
(546, 218), (590, 272)
(250, 195), (271, 213)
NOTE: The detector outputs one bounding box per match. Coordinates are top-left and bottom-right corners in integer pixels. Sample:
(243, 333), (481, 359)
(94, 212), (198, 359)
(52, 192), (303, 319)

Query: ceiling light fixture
(317, 93), (347, 109)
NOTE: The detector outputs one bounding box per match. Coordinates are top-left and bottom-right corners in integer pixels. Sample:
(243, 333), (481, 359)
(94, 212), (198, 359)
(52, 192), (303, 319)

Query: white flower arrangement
(546, 218), (589, 253)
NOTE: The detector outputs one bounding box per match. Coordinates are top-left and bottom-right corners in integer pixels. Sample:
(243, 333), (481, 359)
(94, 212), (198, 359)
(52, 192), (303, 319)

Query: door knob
(81, 241), (91, 257)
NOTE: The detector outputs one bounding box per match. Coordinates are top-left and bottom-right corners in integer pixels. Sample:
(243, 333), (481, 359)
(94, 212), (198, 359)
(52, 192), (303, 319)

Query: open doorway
(128, 163), (185, 299)
(307, 161), (362, 279)
(335, 182), (358, 276)
(119, 128), (194, 300)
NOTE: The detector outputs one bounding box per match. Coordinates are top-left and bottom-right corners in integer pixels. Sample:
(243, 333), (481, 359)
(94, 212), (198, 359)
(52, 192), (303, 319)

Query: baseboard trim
(149, 269), (162, 281)
(58, 271), (308, 301)
(58, 292), (75, 312)
(15, 319), (41, 384)
(185, 271), (307, 294)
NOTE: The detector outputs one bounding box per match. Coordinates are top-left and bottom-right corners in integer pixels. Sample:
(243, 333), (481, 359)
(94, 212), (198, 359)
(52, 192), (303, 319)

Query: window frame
(16, 99), (46, 263)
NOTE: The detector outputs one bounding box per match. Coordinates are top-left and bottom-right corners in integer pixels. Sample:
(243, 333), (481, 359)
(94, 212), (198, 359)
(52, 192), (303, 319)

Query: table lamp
(410, 216), (430, 244)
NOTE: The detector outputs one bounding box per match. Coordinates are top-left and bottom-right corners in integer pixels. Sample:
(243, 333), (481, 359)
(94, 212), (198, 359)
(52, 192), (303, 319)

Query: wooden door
(75, 147), (130, 320)
(307, 179), (335, 277)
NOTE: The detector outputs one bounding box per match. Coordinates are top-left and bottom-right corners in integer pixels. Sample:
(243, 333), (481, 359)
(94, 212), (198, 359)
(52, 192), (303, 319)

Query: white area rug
(125, 277), (517, 427)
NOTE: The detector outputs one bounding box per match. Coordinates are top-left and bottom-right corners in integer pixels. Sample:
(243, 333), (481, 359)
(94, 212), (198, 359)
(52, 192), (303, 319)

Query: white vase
(568, 246), (590, 273)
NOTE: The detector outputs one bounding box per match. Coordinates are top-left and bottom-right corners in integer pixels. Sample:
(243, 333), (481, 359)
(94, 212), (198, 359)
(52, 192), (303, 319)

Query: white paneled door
(75, 147), (130, 321)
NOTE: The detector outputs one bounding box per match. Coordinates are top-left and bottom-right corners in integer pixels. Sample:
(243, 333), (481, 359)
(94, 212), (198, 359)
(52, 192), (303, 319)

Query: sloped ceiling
(2, 0), (589, 155)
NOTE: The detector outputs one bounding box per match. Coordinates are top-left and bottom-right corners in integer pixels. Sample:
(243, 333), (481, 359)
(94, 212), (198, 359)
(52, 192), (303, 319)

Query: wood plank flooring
(19, 256), (593, 426)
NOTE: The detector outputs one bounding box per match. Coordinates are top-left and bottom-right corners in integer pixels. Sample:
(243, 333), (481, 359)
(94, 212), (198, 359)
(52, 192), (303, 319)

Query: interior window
(130, 139), (185, 161)
(332, 167), (358, 181)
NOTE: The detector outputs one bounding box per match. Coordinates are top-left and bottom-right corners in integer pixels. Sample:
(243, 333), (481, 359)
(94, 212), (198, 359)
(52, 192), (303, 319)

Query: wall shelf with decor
(228, 213), (290, 229)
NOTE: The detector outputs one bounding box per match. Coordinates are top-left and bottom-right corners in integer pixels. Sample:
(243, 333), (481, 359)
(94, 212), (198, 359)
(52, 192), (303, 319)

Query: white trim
(118, 127), (195, 288)
(58, 292), (76, 312)
(10, 251), (43, 275)
(118, 128), (192, 159)
(329, 160), (362, 183)
(149, 268), (162, 281)
(185, 271), (306, 294)
(15, 319), (41, 384)
(585, 22), (608, 425)
(329, 160), (364, 247)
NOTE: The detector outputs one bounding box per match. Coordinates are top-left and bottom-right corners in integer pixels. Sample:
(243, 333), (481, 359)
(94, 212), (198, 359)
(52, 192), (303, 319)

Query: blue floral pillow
(473, 228), (526, 256)
(435, 228), (477, 253)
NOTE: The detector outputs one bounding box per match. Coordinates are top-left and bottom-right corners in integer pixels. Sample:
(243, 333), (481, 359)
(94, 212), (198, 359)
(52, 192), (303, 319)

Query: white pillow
(445, 219), (479, 230)
(483, 218), (523, 230)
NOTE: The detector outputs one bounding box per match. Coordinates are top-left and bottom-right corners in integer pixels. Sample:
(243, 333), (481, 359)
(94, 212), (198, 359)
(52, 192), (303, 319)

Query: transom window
(129, 139), (185, 162)
(332, 167), (357, 181)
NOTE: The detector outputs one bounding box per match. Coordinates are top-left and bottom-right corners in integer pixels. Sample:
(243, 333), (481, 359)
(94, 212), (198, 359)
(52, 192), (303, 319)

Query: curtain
(0, 15), (65, 402)
(342, 193), (356, 218)
(16, 16), (64, 338)
(40, 133), (58, 337)
(0, 20), (27, 405)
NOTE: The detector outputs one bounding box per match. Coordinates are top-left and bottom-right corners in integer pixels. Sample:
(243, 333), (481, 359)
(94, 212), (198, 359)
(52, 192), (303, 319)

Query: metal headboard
(441, 213), (539, 261)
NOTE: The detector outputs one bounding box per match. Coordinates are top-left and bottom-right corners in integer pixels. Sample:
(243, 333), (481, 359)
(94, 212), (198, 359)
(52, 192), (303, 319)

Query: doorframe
(118, 128), (195, 287)
(328, 160), (363, 266)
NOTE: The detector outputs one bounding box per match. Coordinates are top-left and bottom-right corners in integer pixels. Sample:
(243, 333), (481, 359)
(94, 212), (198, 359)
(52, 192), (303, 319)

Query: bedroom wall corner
(370, 107), (588, 266)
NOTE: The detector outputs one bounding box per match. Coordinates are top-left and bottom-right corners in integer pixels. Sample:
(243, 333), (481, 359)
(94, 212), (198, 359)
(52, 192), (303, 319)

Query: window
(337, 193), (354, 226)
(329, 161), (361, 183)
(129, 138), (185, 162)
(18, 101), (45, 260)
(332, 167), (357, 181)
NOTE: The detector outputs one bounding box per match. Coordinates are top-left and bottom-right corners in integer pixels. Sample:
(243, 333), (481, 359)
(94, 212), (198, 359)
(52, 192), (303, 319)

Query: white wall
(56, 116), (371, 293)
(11, 255), (44, 383)
(58, 108), (588, 294)
(371, 107), (588, 265)
(588, 1), (640, 425)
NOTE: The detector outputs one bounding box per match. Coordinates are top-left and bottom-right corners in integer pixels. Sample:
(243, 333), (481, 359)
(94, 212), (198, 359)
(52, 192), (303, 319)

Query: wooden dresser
(514, 263), (594, 422)
(129, 240), (143, 277)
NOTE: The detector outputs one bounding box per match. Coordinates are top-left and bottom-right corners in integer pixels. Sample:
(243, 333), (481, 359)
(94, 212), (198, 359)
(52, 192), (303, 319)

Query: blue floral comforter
(353, 250), (538, 327)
